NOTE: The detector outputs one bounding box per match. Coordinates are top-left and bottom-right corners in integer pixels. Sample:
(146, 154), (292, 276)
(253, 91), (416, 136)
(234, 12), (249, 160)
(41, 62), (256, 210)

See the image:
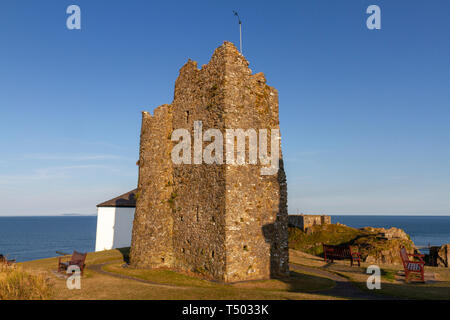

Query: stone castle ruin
(129, 42), (288, 282)
(288, 214), (331, 232)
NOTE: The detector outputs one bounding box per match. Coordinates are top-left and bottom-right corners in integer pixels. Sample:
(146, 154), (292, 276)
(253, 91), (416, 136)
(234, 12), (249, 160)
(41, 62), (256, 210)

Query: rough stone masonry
(129, 42), (288, 282)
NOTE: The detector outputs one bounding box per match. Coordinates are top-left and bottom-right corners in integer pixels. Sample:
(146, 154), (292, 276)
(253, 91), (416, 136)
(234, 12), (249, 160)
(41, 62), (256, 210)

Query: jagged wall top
(130, 41), (288, 281)
(174, 42), (262, 100)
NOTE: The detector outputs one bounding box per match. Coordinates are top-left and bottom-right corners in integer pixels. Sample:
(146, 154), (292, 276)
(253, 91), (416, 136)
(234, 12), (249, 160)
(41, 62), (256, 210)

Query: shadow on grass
(116, 247), (130, 264)
(232, 270), (335, 293)
(282, 271), (335, 293)
(104, 250), (336, 294)
(329, 264), (450, 300)
(354, 278), (450, 300)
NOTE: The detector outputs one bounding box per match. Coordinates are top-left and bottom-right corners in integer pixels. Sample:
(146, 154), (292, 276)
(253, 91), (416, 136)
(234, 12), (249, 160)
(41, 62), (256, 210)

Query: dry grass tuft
(0, 262), (54, 300)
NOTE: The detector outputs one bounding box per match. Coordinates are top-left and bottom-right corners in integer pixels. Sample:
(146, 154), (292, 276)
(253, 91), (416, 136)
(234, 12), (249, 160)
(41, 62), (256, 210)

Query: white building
(95, 189), (137, 252)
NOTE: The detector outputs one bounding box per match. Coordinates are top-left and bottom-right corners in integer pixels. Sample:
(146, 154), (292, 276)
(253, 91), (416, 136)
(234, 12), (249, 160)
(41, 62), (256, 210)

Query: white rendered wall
(95, 207), (135, 252)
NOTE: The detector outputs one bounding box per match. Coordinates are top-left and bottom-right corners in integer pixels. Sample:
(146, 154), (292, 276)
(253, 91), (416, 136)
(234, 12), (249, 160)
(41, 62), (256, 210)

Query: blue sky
(0, 1), (449, 215)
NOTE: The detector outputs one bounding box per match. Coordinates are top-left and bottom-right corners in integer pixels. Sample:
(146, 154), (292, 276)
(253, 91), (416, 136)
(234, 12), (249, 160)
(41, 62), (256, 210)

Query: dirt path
(290, 263), (394, 300)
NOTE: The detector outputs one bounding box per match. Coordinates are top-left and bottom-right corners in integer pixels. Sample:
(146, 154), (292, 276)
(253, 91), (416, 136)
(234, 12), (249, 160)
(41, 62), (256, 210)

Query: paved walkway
(289, 263), (394, 300)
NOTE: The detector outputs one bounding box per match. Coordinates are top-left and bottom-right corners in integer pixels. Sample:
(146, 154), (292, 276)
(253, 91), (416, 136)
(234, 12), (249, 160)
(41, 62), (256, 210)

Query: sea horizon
(0, 213), (449, 217)
(0, 215), (449, 262)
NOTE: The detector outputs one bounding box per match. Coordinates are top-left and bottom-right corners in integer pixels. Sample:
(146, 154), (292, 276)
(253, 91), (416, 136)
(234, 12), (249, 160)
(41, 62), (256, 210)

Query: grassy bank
(289, 249), (450, 300)
(330, 262), (450, 300)
(11, 245), (450, 300)
(0, 263), (53, 299)
(289, 224), (416, 265)
(17, 249), (337, 300)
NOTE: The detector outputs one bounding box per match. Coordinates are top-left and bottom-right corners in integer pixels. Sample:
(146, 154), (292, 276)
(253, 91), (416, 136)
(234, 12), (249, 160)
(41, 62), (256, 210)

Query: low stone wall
(288, 214), (331, 231)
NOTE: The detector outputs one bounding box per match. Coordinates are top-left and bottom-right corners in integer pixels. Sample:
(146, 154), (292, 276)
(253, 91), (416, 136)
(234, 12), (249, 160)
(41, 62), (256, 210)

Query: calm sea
(0, 216), (97, 262)
(0, 215), (449, 262)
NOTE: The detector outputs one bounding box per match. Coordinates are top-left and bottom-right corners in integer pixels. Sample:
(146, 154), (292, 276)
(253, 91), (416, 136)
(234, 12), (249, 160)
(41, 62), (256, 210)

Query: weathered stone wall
(219, 43), (288, 281)
(170, 53), (228, 280)
(321, 215), (331, 225)
(130, 42), (288, 282)
(129, 106), (174, 268)
(288, 214), (331, 231)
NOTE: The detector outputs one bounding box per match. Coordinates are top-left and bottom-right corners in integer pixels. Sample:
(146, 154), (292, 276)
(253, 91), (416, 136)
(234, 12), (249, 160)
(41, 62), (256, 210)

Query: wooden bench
(400, 247), (425, 283)
(57, 250), (87, 275)
(0, 254), (15, 266)
(323, 244), (361, 266)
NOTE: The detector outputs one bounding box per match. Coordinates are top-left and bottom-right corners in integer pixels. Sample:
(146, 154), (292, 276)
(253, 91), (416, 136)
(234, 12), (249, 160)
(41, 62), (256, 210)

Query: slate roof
(97, 189), (137, 208)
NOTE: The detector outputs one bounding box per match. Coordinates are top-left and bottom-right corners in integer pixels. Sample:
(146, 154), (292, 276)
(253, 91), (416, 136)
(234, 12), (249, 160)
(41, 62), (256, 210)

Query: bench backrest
(71, 251), (87, 264)
(324, 245), (351, 257)
(400, 247), (409, 265)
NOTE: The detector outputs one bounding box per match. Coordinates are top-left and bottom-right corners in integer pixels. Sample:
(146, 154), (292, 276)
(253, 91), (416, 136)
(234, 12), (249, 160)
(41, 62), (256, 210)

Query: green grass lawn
(103, 262), (335, 292)
(289, 225), (361, 255)
(15, 248), (450, 300)
(289, 250), (450, 300)
(14, 249), (337, 300)
(335, 264), (450, 300)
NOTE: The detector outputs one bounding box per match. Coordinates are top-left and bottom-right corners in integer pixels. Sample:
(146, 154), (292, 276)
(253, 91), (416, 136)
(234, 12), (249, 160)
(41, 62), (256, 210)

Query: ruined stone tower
(129, 42), (288, 282)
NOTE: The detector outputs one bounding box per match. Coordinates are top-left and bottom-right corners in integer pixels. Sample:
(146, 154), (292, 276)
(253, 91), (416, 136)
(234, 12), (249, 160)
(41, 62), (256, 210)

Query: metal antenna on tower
(233, 10), (242, 54)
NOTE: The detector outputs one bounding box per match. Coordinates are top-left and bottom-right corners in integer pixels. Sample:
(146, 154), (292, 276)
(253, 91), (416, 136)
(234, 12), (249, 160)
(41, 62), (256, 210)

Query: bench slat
(323, 244), (361, 267)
